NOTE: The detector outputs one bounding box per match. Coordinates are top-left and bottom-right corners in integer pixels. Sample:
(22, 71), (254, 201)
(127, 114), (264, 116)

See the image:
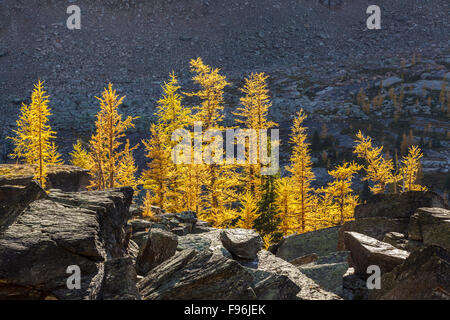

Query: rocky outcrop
(338, 191), (447, 250)
(137, 249), (255, 300)
(136, 229), (178, 276)
(354, 191), (446, 219)
(0, 164), (90, 192)
(370, 246), (450, 300)
(408, 207), (450, 251)
(343, 231), (409, 280)
(253, 250), (341, 300)
(0, 187), (136, 299)
(136, 225), (340, 300)
(220, 228), (263, 260)
(337, 217), (409, 250)
(272, 226), (339, 262)
(0, 181), (47, 233)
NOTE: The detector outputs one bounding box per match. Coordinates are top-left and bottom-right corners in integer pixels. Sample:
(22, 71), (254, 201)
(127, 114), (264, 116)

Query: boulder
(298, 251), (349, 296)
(274, 226), (340, 262)
(136, 229), (178, 276)
(254, 250), (341, 300)
(343, 231), (409, 280)
(177, 230), (233, 258)
(137, 249), (255, 300)
(337, 217), (409, 250)
(354, 191), (446, 219)
(0, 164), (90, 192)
(408, 207), (450, 251)
(0, 187), (133, 299)
(370, 245), (450, 300)
(0, 181), (47, 233)
(220, 228), (263, 260)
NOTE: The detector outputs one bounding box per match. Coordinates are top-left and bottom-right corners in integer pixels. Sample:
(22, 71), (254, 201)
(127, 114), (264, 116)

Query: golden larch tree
(399, 145), (427, 192)
(317, 162), (362, 226)
(275, 177), (297, 236)
(184, 57), (238, 224)
(88, 83), (137, 190)
(233, 72), (277, 199)
(286, 109), (316, 233)
(354, 131), (395, 194)
(9, 80), (61, 188)
(236, 191), (260, 229)
(70, 140), (91, 169)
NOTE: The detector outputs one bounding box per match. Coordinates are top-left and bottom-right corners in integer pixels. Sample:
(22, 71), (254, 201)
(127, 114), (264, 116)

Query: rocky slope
(0, 1), (449, 195)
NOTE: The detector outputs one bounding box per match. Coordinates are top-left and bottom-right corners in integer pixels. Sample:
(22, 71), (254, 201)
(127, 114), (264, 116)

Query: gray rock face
(254, 250), (341, 300)
(137, 249), (255, 300)
(337, 217), (409, 250)
(343, 231), (409, 280)
(0, 181), (47, 233)
(220, 228), (263, 260)
(102, 257), (141, 300)
(136, 229), (178, 276)
(370, 246), (450, 300)
(354, 191), (446, 219)
(298, 251), (349, 296)
(0, 187), (135, 299)
(274, 226), (340, 262)
(408, 207), (450, 251)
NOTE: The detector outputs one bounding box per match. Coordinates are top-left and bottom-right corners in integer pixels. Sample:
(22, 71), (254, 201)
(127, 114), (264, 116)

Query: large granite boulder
(0, 187), (136, 299)
(338, 217), (409, 250)
(354, 191), (446, 219)
(408, 207), (450, 251)
(253, 250), (341, 300)
(273, 226), (340, 262)
(0, 164), (90, 192)
(370, 245), (450, 300)
(220, 228), (263, 260)
(343, 231), (409, 280)
(136, 229), (178, 276)
(137, 249), (255, 300)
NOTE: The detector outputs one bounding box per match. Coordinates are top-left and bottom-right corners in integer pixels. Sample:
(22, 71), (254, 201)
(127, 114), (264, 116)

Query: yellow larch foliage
(286, 109), (316, 233)
(317, 162), (362, 226)
(141, 190), (157, 220)
(88, 83), (137, 190)
(399, 145), (427, 192)
(70, 140), (91, 169)
(141, 124), (171, 210)
(8, 80), (59, 188)
(185, 57), (238, 223)
(141, 73), (192, 212)
(47, 142), (64, 165)
(185, 57), (229, 129)
(236, 191), (260, 229)
(275, 177), (297, 236)
(233, 72), (277, 199)
(117, 139), (139, 190)
(354, 131), (395, 194)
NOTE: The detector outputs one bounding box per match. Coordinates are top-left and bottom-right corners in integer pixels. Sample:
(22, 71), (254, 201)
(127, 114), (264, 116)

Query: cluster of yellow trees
(8, 58), (427, 245)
